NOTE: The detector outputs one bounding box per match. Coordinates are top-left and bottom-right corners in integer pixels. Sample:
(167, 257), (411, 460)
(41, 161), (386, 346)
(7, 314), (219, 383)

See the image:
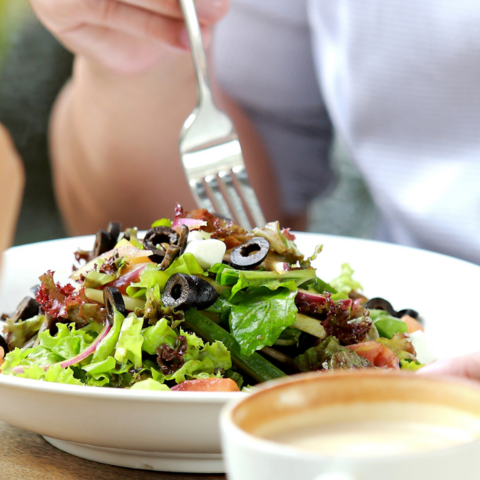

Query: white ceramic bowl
(220, 371), (480, 480)
(0, 233), (479, 472)
(0, 373), (235, 472)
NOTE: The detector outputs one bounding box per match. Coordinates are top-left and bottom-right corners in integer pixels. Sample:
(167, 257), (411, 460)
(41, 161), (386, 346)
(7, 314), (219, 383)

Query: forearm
(50, 54), (283, 235)
(0, 125), (24, 264)
(50, 52), (199, 234)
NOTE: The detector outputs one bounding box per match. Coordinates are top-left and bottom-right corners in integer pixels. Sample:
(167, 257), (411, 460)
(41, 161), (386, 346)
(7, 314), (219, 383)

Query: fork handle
(179, 0), (213, 104)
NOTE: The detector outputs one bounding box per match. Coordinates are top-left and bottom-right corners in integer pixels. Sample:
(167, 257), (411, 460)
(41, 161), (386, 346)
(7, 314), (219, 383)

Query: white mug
(220, 371), (480, 480)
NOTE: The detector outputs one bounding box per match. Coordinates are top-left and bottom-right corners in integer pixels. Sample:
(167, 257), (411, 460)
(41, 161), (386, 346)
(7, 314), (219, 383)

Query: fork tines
(182, 137), (266, 231)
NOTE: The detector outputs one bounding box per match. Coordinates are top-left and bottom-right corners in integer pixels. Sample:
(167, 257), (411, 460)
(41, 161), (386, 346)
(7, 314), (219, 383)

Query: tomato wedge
(171, 378), (240, 392)
(348, 341), (399, 369)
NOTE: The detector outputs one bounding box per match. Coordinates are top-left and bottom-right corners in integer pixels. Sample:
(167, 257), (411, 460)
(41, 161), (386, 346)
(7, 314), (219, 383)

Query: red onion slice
(172, 218), (207, 230)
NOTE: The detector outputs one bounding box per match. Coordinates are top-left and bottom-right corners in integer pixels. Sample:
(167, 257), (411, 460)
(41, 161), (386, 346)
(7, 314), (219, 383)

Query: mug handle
(313, 474), (356, 480)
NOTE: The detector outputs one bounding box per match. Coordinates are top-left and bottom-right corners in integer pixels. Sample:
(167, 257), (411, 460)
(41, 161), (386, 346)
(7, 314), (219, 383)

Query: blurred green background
(0, 0), (29, 65)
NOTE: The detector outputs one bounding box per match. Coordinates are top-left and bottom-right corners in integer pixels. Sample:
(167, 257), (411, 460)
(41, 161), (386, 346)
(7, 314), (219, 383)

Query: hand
(417, 352), (480, 382)
(0, 124), (24, 264)
(30, 0), (230, 74)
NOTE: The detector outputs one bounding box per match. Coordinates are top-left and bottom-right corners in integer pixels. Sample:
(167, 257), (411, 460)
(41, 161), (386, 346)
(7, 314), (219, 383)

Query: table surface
(1, 421), (226, 480)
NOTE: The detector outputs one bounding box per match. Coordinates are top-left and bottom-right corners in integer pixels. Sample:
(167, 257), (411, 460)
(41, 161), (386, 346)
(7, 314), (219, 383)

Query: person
(12, 0), (335, 239)
(2, 1), (480, 380)
(10, 0), (478, 266)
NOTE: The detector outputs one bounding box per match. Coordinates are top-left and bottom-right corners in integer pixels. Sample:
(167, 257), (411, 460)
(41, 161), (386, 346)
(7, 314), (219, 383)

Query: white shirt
(214, 1), (480, 264)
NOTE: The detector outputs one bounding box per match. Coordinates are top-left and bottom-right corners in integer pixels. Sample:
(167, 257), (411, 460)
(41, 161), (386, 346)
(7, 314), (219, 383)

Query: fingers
(418, 352), (480, 382)
(119, 0), (229, 24)
(74, 0), (211, 50)
(62, 25), (165, 73)
(80, 0), (184, 46)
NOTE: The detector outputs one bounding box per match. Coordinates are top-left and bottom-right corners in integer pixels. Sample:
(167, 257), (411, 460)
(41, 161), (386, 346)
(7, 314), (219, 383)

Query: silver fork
(178, 0), (266, 230)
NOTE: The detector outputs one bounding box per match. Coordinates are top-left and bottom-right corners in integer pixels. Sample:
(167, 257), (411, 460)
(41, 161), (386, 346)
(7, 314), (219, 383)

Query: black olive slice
(103, 287), (126, 325)
(143, 227), (179, 250)
(177, 225), (189, 255)
(364, 297), (399, 317)
(230, 237), (270, 270)
(149, 251), (166, 264)
(40, 313), (58, 337)
(158, 245), (181, 271)
(12, 297), (40, 323)
(398, 308), (421, 321)
(162, 274), (197, 310)
(143, 227), (179, 264)
(93, 230), (113, 258)
(0, 334), (8, 354)
(191, 276), (219, 310)
(108, 222), (121, 245)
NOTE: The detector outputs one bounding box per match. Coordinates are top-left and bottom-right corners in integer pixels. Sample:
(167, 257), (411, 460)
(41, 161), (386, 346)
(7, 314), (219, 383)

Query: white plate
(0, 233), (479, 473)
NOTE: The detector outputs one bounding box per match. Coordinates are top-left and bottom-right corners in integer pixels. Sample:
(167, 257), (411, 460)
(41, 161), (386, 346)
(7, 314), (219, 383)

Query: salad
(0, 207), (432, 392)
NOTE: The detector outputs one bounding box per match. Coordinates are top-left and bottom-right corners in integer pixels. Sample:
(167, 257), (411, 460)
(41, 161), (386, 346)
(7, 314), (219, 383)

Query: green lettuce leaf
(82, 356), (116, 375)
(84, 254), (128, 289)
(15, 364), (84, 385)
(225, 284), (298, 356)
(329, 263), (363, 298)
(4, 315), (45, 349)
(85, 374), (111, 387)
(92, 309), (125, 363)
(40, 323), (96, 360)
(83, 271), (115, 289)
(400, 359), (425, 370)
(294, 336), (372, 372)
(142, 319), (231, 384)
(1, 347), (35, 372)
(252, 221), (305, 264)
(131, 379), (170, 391)
(374, 315), (408, 339)
(184, 309), (287, 383)
(3, 322), (100, 372)
(151, 218), (172, 228)
(142, 318), (178, 355)
(131, 253), (204, 294)
(377, 333), (417, 361)
(212, 263), (315, 298)
(150, 327), (232, 384)
(308, 277), (337, 295)
(114, 313), (144, 368)
(138, 285), (184, 328)
(274, 327), (302, 347)
(84, 362), (133, 388)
